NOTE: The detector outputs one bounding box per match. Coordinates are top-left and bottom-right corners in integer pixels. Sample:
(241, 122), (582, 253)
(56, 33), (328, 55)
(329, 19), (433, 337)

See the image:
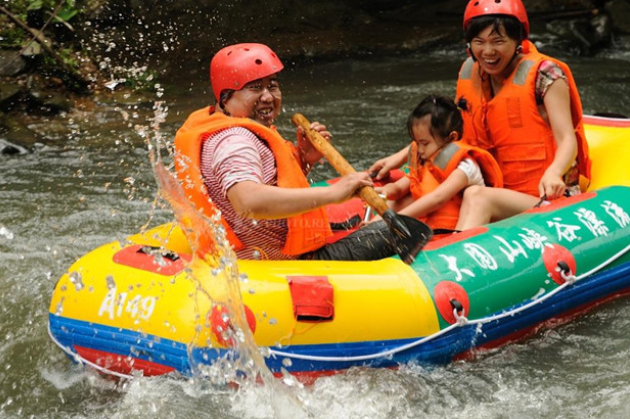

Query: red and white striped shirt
(200, 127), (295, 260)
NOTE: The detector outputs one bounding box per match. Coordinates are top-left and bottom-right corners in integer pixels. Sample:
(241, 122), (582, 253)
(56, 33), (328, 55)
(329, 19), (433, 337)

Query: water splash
(141, 100), (313, 416)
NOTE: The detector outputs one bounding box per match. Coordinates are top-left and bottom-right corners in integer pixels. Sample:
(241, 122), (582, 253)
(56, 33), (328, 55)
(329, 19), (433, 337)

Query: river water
(2, 36), (630, 418)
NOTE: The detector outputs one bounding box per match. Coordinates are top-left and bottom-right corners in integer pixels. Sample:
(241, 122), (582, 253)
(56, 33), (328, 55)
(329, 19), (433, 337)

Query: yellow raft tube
(48, 115), (630, 380)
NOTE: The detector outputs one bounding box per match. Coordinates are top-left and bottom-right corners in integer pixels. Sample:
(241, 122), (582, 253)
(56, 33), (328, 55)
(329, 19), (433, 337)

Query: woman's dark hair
(464, 15), (525, 44)
(407, 94), (463, 142)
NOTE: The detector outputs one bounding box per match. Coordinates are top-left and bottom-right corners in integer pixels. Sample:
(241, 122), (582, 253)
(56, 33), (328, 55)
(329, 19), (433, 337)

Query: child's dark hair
(407, 95), (463, 142)
(465, 15), (525, 44)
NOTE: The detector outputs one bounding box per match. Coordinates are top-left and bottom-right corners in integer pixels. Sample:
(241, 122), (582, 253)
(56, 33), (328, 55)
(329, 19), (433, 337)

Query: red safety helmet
(210, 43), (284, 101)
(463, 0), (529, 37)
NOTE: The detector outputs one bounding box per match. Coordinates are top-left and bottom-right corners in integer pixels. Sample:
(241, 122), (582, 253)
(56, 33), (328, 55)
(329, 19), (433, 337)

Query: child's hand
(368, 146), (409, 180)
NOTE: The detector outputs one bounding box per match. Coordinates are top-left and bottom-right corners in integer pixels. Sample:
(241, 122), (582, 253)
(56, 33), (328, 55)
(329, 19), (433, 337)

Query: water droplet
(69, 271), (84, 291)
(0, 226), (14, 240)
(104, 79), (120, 90)
(55, 298), (64, 315)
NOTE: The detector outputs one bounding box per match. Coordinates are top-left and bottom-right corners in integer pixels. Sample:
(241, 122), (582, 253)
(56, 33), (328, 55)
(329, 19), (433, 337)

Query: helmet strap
(466, 43), (477, 62)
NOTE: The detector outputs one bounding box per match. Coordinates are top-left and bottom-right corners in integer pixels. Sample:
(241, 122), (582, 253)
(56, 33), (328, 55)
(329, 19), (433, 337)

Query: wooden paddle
(292, 113), (433, 263)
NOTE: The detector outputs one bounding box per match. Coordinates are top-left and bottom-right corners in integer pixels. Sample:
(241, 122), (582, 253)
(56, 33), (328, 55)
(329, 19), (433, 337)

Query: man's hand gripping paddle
(292, 113), (432, 263)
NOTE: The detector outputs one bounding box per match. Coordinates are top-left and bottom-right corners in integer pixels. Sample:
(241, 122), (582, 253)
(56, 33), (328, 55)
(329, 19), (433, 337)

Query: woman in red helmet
(454, 0), (591, 228)
(174, 43), (415, 260)
(370, 0), (591, 230)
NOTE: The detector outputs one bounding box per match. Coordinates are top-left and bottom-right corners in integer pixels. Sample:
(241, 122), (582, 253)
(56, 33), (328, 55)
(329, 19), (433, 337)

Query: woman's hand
(539, 168), (566, 200)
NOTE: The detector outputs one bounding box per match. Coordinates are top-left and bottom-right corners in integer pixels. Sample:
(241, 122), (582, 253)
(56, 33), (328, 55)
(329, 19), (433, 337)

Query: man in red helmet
(174, 43), (406, 260)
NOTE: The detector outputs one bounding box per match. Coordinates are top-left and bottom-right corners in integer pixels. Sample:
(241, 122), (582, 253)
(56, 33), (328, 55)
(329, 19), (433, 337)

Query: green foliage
(7, 0), (78, 23)
(57, 47), (79, 68)
(0, 24), (25, 48)
(27, 1), (44, 11)
(0, 0), (79, 47)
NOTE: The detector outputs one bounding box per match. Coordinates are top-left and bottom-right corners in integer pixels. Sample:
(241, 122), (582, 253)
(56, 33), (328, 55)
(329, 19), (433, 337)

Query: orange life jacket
(408, 141), (503, 231)
(456, 40), (591, 197)
(173, 107), (332, 255)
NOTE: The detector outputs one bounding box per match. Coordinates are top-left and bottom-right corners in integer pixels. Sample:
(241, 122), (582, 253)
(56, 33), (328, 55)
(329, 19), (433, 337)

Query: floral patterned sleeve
(535, 60), (567, 105)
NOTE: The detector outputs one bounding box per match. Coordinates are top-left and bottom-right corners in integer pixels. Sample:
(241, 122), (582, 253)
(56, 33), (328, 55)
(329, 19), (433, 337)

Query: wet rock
(606, 0), (630, 33)
(0, 51), (26, 76)
(545, 10), (612, 55)
(28, 87), (73, 115)
(20, 38), (45, 58)
(0, 75), (72, 116)
(590, 12), (613, 45)
(0, 81), (22, 109)
(0, 139), (28, 155)
(0, 112), (44, 151)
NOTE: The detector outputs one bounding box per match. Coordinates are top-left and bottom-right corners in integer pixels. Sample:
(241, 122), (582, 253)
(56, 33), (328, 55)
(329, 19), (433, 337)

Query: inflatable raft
(48, 115), (630, 380)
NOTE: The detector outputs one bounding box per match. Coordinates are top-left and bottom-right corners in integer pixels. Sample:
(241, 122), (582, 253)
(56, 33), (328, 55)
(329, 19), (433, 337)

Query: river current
(2, 36), (630, 418)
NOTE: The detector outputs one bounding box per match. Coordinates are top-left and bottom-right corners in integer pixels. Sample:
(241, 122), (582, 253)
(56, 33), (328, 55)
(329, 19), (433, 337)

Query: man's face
(224, 75), (282, 127)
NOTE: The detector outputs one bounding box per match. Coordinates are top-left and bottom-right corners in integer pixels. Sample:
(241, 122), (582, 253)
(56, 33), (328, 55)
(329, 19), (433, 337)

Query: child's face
(411, 116), (444, 160)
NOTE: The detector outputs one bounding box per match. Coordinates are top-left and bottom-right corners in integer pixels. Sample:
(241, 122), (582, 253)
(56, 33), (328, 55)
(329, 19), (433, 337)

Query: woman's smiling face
(469, 24), (519, 77)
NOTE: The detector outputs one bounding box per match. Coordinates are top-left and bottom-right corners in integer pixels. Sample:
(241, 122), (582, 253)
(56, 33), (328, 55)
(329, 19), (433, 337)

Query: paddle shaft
(292, 113), (389, 215)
